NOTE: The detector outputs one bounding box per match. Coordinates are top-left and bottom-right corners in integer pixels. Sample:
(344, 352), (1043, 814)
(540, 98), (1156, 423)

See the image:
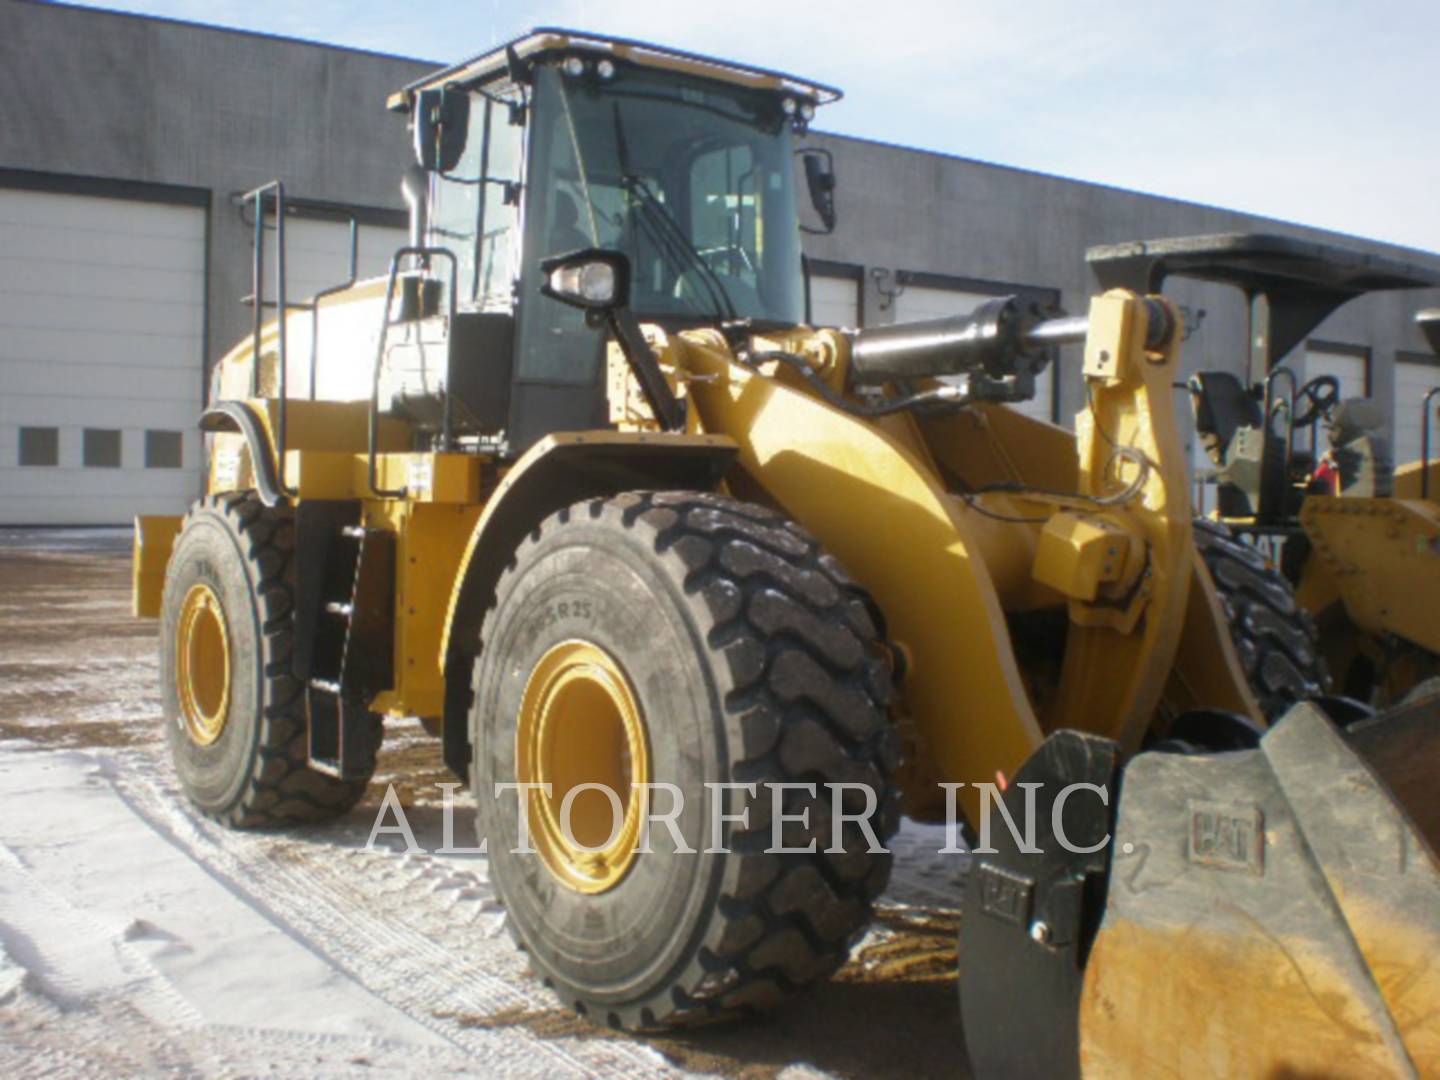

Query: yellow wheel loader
(129, 28), (1440, 1072)
(1087, 234), (1440, 704)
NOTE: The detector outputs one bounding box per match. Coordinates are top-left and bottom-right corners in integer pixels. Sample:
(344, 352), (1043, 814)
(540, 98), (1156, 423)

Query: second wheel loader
(1088, 233), (1440, 703)
(129, 27), (1438, 1075)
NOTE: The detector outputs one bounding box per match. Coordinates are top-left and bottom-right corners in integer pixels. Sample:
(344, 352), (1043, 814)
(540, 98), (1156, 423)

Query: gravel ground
(0, 529), (971, 1079)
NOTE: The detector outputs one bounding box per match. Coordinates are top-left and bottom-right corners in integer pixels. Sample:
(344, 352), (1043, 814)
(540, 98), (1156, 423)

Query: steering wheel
(1293, 375), (1340, 428)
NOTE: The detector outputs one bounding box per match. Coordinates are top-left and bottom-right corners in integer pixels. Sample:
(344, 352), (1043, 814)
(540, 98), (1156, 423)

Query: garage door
(0, 188), (206, 525)
(1395, 356), (1440, 466)
(809, 273), (861, 329)
(894, 284), (1056, 423)
(261, 217), (411, 305)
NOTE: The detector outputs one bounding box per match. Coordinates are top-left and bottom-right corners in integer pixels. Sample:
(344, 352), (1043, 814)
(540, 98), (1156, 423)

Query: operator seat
(1191, 371), (1264, 463)
(1190, 371), (1287, 516)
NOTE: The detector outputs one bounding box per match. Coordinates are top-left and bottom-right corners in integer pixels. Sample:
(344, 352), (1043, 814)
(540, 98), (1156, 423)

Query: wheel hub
(516, 640), (650, 894)
(176, 582), (231, 745)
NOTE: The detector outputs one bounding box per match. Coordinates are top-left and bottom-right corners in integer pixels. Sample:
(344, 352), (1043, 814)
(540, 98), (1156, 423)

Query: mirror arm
(607, 308), (686, 431)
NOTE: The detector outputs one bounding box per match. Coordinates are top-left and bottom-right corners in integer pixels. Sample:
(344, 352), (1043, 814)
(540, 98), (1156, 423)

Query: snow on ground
(0, 528), (971, 1079)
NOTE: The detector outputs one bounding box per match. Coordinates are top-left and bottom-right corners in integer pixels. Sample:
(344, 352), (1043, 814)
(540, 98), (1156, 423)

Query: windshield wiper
(612, 104), (738, 322)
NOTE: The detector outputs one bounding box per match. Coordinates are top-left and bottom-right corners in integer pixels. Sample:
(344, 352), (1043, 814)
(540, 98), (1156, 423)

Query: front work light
(551, 261), (614, 304)
(539, 249), (633, 312)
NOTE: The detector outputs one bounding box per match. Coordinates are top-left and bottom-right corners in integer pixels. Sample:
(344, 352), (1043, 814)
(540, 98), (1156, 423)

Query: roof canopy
(1087, 233), (1440, 368)
(388, 26), (842, 112)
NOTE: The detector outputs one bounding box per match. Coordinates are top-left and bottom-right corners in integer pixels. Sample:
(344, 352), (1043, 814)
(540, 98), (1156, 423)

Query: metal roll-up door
(0, 188), (206, 525)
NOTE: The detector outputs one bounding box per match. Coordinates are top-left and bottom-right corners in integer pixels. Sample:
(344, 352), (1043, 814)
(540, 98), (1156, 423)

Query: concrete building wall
(0, 0), (433, 366)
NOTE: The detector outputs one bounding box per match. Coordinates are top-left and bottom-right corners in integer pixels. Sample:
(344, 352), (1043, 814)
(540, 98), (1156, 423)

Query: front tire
(472, 491), (899, 1030)
(160, 493), (378, 827)
(1194, 519), (1328, 717)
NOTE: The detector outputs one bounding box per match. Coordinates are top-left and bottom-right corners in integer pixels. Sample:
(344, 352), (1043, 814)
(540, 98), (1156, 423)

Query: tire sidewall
(161, 506), (265, 816)
(473, 517), (730, 1011)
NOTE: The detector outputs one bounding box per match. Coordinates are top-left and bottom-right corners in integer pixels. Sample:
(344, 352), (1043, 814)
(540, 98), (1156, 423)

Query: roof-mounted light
(596, 58), (616, 80)
(562, 55), (587, 77)
(780, 96), (798, 116)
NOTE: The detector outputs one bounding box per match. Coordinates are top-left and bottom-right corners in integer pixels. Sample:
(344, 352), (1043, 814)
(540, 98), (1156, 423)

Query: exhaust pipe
(400, 164), (429, 251)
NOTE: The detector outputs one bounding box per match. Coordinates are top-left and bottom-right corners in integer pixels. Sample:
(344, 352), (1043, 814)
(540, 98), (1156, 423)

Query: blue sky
(62, 0), (1440, 253)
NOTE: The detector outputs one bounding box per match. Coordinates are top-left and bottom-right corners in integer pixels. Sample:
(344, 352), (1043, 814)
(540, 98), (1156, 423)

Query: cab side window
(427, 85), (526, 310)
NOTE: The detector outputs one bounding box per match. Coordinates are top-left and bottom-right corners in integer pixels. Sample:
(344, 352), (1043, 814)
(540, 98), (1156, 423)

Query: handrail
(368, 246), (459, 498)
(245, 185), (374, 493)
(1424, 386), (1440, 501)
(242, 180), (297, 498)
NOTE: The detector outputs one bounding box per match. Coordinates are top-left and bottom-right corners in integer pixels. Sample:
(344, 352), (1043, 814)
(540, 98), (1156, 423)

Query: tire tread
(1194, 519), (1329, 716)
(476, 490), (899, 1030)
(174, 493), (378, 828)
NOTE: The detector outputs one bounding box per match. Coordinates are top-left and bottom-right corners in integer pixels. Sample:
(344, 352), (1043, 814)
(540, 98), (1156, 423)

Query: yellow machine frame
(136, 289), (1259, 822)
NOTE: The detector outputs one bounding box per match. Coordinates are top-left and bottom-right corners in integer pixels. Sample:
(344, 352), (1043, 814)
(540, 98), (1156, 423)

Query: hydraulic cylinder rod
(848, 297), (1171, 386)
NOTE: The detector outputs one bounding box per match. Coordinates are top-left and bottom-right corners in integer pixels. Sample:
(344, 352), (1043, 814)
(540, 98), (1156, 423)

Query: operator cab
(382, 28), (840, 454)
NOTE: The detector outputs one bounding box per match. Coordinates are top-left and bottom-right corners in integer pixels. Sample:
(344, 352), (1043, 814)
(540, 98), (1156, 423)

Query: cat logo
(1238, 531), (1287, 568)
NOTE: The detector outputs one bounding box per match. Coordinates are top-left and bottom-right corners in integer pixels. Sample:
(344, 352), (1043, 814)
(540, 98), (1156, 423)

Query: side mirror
(801, 150), (837, 234)
(540, 249), (631, 315)
(412, 87), (470, 173)
(1419, 308), (1440, 358)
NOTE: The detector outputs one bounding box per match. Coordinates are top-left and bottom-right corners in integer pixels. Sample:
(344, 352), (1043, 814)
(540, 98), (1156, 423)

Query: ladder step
(309, 678), (342, 695)
(325, 601), (354, 617)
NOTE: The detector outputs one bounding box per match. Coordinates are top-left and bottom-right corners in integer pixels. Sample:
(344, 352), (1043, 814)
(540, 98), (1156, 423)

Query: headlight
(539, 249), (632, 312)
(549, 261), (616, 305)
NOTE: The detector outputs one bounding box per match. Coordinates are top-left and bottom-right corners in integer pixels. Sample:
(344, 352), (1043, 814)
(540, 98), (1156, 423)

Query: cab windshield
(517, 62), (804, 383)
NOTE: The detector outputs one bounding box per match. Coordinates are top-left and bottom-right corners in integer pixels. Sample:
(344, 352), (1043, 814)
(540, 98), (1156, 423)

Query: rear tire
(471, 491), (899, 1030)
(160, 493), (378, 827)
(1194, 519), (1328, 717)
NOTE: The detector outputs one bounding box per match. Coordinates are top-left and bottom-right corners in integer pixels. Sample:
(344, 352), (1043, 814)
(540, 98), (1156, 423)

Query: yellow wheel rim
(516, 640), (651, 894)
(176, 582), (231, 746)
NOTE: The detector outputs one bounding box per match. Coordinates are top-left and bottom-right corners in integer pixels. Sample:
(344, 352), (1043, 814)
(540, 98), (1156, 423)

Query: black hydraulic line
(748, 350), (966, 417)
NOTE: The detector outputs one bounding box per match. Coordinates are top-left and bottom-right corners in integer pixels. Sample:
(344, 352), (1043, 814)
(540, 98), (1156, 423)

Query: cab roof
(387, 26), (842, 112)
